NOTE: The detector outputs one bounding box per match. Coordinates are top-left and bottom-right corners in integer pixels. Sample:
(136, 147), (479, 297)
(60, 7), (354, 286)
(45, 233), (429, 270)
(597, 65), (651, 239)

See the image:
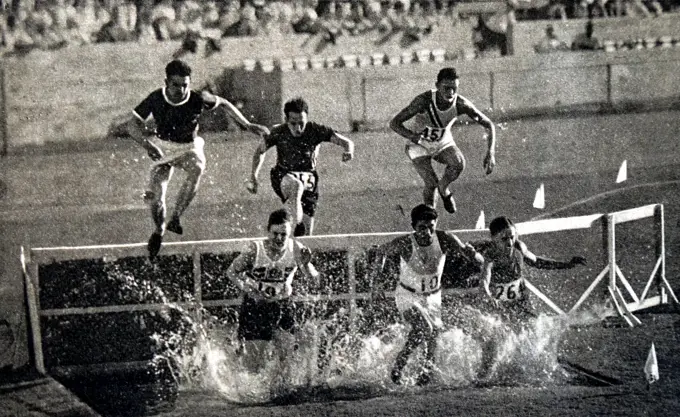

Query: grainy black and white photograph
(1, 0), (680, 415)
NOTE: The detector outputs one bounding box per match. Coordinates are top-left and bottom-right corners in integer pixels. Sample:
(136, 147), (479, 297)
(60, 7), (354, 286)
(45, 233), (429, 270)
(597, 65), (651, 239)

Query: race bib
(493, 279), (525, 302)
(421, 127), (446, 142)
(258, 281), (288, 299)
(289, 171), (316, 191)
(421, 274), (441, 293)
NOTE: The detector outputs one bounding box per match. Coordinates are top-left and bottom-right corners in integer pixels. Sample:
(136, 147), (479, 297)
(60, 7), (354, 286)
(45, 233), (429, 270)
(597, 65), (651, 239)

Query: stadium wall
(3, 45), (680, 150)
(508, 14), (680, 56)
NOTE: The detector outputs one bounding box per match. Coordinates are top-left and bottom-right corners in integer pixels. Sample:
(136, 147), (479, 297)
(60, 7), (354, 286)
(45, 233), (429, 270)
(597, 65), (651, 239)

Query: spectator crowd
(0, 0), (678, 55)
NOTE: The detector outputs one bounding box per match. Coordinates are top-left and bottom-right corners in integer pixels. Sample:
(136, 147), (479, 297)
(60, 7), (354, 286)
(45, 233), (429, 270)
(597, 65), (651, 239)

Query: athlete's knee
(281, 177), (304, 197)
(185, 160), (206, 179)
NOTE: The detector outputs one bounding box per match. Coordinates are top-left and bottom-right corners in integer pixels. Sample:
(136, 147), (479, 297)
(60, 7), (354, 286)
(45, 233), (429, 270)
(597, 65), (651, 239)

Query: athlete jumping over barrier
(125, 59), (270, 259)
(390, 67), (496, 214)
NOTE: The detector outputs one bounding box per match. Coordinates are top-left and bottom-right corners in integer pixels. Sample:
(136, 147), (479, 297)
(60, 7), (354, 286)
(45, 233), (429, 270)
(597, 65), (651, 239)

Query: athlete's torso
(399, 234), (447, 294)
(479, 240), (527, 302)
(251, 240), (298, 299)
(265, 122), (335, 171)
(410, 89), (460, 139)
(133, 89), (214, 144)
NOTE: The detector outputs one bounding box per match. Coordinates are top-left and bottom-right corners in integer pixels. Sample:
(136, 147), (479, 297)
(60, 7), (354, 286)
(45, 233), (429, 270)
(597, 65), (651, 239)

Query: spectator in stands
(28, 0), (69, 49)
(571, 20), (601, 50)
(3, 7), (37, 52)
(150, 0), (176, 40)
(218, 0), (241, 36)
(291, 0), (319, 34)
(348, 1), (374, 35)
(73, 0), (106, 44)
(623, 0), (662, 16)
(201, 0), (221, 35)
(97, 0), (136, 42)
(135, 0), (157, 43)
(235, 1), (261, 36)
(318, 0), (343, 44)
(276, 0), (295, 34)
(363, 0), (382, 32)
(0, 8), (11, 53)
(534, 24), (568, 53)
(260, 0), (283, 36)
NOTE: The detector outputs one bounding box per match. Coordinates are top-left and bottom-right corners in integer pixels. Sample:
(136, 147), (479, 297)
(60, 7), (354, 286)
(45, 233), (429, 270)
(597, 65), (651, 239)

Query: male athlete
(472, 216), (586, 379)
(390, 67), (496, 214)
(226, 209), (320, 385)
(126, 59), (270, 259)
(247, 97), (354, 237)
(370, 204), (483, 386)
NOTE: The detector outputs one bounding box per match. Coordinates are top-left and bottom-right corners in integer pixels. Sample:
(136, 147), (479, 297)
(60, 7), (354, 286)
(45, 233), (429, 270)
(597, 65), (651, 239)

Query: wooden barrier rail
(21, 204), (675, 375)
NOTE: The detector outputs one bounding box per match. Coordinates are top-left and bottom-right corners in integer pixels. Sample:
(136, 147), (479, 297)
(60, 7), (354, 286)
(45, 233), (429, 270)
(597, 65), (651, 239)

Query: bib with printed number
(398, 234), (446, 294)
(289, 171), (316, 192)
(258, 281), (289, 299)
(251, 240), (298, 299)
(493, 278), (525, 302)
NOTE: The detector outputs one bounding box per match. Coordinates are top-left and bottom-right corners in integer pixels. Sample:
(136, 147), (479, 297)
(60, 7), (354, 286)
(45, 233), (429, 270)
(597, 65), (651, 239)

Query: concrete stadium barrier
(0, 22), (475, 149)
(508, 14), (680, 56)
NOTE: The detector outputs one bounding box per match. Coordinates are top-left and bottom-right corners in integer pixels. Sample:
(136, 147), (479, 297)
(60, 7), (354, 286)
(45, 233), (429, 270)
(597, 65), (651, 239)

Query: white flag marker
(475, 211), (485, 230)
(644, 342), (659, 385)
(533, 184), (545, 209)
(616, 160), (628, 183)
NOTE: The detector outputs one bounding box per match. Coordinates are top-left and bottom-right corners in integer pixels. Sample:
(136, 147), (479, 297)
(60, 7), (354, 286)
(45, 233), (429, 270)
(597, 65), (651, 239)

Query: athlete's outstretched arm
(201, 91), (270, 137)
(247, 139), (272, 194)
(481, 260), (496, 300)
(519, 240), (587, 270)
(294, 242), (320, 281)
(458, 97), (496, 175)
(389, 96), (427, 144)
(226, 243), (259, 294)
(329, 132), (354, 162)
(441, 232), (484, 265)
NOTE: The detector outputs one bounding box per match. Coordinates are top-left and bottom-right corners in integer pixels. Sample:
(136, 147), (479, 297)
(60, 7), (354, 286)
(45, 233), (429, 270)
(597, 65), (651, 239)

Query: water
(146, 301), (601, 406)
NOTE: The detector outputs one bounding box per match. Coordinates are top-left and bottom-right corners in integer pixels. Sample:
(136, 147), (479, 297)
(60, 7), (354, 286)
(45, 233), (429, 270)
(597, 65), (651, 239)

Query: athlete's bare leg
(392, 308), (433, 385)
(170, 152), (206, 226)
(432, 146), (465, 213)
(301, 214), (314, 236)
(280, 174), (305, 226)
(410, 156), (439, 207)
(147, 164), (173, 234)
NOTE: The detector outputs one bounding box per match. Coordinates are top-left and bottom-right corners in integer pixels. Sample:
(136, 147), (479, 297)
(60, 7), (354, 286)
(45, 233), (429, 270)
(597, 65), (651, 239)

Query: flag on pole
(533, 184), (545, 209)
(616, 160), (628, 183)
(475, 211), (485, 230)
(644, 342), (659, 385)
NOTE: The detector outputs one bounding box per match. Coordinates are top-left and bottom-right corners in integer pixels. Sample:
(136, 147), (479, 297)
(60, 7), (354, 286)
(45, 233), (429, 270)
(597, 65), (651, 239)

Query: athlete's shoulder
(269, 123), (289, 136)
(143, 88), (164, 103)
(412, 90), (432, 104)
(383, 234), (411, 256)
(306, 121), (335, 134)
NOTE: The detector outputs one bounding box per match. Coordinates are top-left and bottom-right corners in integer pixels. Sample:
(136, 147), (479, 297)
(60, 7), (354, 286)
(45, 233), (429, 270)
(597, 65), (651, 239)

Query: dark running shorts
(270, 166), (319, 217)
(237, 295), (297, 341)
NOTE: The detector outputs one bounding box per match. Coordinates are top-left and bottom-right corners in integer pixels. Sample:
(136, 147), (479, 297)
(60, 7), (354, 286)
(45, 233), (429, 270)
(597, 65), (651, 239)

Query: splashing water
(144, 302), (591, 405)
(97, 262), (606, 405)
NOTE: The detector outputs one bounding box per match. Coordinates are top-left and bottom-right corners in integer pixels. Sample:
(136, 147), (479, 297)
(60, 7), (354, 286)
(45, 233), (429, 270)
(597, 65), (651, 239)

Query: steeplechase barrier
(20, 204), (676, 376)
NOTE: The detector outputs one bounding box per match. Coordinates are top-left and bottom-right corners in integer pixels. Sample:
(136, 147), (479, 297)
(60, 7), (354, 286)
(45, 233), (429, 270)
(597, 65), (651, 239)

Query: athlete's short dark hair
(268, 208), (292, 230)
(489, 216), (514, 236)
(284, 97), (309, 117)
(436, 67), (458, 84)
(166, 60), (192, 79)
(411, 204), (438, 225)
